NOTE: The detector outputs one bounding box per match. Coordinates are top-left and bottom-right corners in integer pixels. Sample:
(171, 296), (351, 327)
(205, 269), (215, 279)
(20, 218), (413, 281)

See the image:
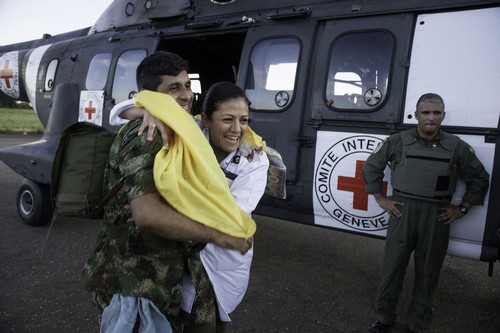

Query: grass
(0, 108), (45, 134)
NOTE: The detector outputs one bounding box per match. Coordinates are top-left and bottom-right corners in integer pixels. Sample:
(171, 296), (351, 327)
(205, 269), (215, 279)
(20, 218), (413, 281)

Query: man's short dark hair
(136, 51), (189, 91)
(416, 93), (445, 111)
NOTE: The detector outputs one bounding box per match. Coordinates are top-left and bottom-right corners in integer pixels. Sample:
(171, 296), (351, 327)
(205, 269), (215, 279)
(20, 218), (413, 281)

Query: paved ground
(0, 134), (499, 332)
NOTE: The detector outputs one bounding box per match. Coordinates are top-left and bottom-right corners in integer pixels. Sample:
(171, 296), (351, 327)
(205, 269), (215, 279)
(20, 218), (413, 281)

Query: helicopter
(1, 0), (499, 273)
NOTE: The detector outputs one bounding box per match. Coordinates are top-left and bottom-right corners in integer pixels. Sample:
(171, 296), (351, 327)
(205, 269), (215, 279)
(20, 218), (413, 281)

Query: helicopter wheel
(16, 179), (53, 226)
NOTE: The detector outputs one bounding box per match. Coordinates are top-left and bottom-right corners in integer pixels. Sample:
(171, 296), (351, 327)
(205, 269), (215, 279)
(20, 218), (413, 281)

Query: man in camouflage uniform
(363, 93), (490, 333)
(82, 52), (251, 332)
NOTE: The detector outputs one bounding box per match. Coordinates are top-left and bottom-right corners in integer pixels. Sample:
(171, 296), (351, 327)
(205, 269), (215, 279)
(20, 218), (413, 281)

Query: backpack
(50, 122), (116, 220)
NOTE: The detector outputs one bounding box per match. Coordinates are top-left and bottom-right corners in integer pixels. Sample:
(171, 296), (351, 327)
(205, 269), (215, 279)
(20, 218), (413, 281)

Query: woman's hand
(138, 109), (174, 146)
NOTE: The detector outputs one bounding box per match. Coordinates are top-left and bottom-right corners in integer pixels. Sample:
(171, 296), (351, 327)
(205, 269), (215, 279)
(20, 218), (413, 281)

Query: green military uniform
(82, 119), (214, 332)
(363, 128), (489, 332)
(182, 248), (218, 332)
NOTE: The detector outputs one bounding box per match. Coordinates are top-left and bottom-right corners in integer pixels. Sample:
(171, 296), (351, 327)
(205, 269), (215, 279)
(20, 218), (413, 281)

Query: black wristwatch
(458, 204), (468, 215)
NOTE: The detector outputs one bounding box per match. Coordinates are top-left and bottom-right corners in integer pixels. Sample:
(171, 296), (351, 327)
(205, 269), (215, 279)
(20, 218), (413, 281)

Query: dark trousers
(375, 197), (450, 332)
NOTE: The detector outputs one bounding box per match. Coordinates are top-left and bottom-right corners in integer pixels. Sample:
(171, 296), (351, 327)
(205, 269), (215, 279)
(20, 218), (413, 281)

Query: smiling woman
(201, 82), (251, 154)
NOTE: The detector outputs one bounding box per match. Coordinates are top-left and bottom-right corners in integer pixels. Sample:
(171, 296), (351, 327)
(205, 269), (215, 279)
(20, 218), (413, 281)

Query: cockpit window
(112, 50), (147, 104)
(86, 53), (112, 90)
(326, 31), (393, 111)
(245, 38), (300, 111)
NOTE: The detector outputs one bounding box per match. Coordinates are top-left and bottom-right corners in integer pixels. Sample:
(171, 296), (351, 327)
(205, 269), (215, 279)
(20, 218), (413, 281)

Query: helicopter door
(237, 21), (316, 182)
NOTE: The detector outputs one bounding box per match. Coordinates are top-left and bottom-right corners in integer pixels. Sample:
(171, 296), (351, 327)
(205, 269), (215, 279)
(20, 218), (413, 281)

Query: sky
(0, 0), (115, 46)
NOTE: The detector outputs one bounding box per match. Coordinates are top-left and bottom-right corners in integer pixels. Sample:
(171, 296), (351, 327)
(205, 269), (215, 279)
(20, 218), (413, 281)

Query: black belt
(393, 188), (451, 201)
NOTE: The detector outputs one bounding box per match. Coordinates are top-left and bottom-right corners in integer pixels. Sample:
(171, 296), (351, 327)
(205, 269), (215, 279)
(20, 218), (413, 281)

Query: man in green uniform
(363, 93), (490, 333)
(82, 52), (251, 332)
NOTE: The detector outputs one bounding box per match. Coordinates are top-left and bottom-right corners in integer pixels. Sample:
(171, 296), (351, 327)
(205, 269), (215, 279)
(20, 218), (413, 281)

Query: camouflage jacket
(82, 119), (201, 329)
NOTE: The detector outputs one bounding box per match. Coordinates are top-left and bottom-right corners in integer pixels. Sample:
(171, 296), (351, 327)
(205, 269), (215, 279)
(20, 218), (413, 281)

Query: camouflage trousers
(90, 244), (223, 333)
(183, 253), (219, 333)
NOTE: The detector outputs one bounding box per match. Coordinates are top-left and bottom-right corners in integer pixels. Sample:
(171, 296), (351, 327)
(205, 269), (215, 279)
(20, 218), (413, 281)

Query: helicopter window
(112, 49), (147, 104)
(326, 31), (393, 111)
(86, 53), (112, 90)
(245, 38), (299, 111)
(44, 59), (58, 92)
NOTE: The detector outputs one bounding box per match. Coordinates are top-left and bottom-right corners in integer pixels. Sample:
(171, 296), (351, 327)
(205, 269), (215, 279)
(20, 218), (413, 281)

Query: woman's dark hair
(136, 51), (189, 91)
(202, 82), (249, 118)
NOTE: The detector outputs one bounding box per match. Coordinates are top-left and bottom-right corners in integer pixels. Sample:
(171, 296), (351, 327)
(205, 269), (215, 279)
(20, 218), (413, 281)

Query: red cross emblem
(85, 101), (96, 120)
(0, 59), (14, 89)
(337, 160), (388, 211)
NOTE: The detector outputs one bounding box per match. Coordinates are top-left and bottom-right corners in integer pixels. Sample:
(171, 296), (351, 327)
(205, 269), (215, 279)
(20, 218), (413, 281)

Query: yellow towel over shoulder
(134, 90), (256, 238)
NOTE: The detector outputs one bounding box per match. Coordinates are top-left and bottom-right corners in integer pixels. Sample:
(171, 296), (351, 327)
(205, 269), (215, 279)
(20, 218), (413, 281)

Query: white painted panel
(25, 44), (51, 114)
(404, 7), (500, 128)
(313, 131), (494, 261)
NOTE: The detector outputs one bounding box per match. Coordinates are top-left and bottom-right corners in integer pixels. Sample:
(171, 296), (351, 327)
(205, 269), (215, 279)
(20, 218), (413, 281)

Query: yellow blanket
(134, 91), (256, 238)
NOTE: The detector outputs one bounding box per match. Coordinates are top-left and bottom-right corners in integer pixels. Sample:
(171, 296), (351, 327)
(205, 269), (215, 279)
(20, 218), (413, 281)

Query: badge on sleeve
(372, 140), (385, 154)
(467, 144), (476, 155)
